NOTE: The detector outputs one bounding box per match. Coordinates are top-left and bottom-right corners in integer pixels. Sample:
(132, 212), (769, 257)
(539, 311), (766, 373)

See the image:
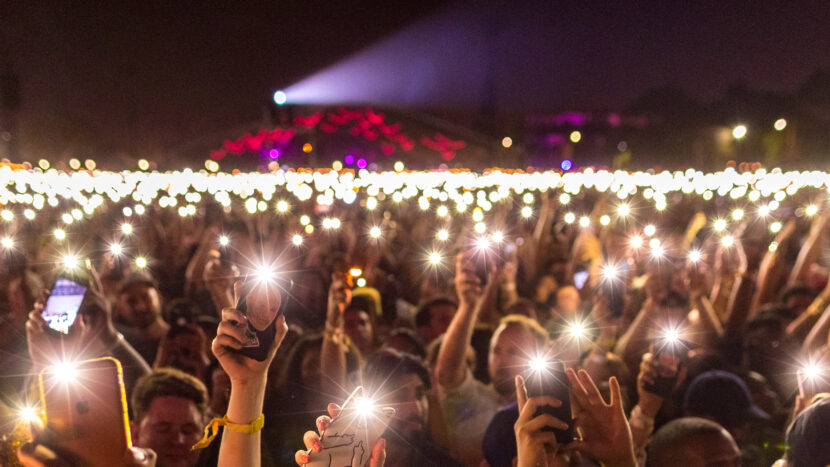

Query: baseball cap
(683, 370), (770, 429)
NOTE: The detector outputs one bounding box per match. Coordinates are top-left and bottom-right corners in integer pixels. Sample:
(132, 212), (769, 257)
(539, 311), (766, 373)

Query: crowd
(1, 187), (830, 467)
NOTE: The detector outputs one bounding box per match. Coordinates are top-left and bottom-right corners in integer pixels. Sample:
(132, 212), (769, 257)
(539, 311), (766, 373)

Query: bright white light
(292, 234), (303, 246)
(599, 214), (611, 226)
(54, 229), (67, 241)
(474, 222), (486, 234)
(121, 223), (133, 235)
(770, 221), (783, 233)
(732, 124), (747, 139)
(731, 209), (745, 221)
(393, 161), (405, 172)
(349, 268), (363, 278)
(254, 264), (275, 283)
(428, 252), (442, 265)
(273, 90), (288, 105)
(354, 397), (374, 416)
(529, 357), (548, 373)
(651, 244), (665, 258)
(649, 238), (661, 249)
(52, 362), (78, 383)
(491, 231), (504, 243)
(18, 406), (38, 424)
(805, 204), (819, 217)
(559, 193), (571, 205)
(578, 216), (590, 228)
(617, 203), (631, 217)
(802, 363), (822, 380)
(219, 235), (230, 247)
(663, 328), (680, 344)
(523, 193), (534, 204)
(501, 136), (513, 148)
(356, 278), (367, 287)
(276, 200), (290, 213)
(300, 215), (311, 225)
(758, 205), (771, 217)
(644, 225), (656, 237)
(774, 118), (787, 131)
(629, 235), (644, 248)
(721, 235), (735, 247)
(688, 249), (702, 263)
(567, 322), (585, 338)
(476, 237), (491, 250)
(370, 226), (382, 239)
(436, 229), (449, 241)
(713, 219), (728, 232)
(62, 254), (80, 270)
(109, 243), (123, 256)
(521, 206), (533, 218)
(135, 256), (148, 269)
(1, 237), (13, 249)
(601, 263), (619, 281)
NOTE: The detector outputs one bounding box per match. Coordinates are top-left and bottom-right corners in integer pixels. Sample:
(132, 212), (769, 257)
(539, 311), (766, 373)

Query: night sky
(2, 0), (829, 161)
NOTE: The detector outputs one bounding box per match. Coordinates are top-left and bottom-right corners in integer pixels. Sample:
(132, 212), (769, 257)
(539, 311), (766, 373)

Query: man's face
(671, 431), (741, 467)
(489, 324), (536, 399)
(385, 373), (428, 439)
(344, 308), (373, 352)
(118, 284), (161, 328)
(133, 396), (203, 467)
(423, 304), (456, 344)
(555, 287), (580, 316)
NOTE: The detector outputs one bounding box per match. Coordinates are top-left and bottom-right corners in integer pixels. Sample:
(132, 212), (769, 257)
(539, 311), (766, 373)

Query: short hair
(646, 417), (732, 466)
(779, 284), (816, 304)
(362, 349), (431, 393)
(497, 314), (548, 350)
(131, 368), (208, 422)
(415, 297), (457, 328)
(385, 327), (426, 359)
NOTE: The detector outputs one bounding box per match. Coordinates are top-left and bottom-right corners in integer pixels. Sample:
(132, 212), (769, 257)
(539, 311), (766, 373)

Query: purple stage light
(345, 154), (355, 165)
(357, 158), (367, 169)
(269, 149), (280, 159)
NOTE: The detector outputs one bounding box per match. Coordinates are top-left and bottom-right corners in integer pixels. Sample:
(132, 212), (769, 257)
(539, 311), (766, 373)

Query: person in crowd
(117, 271), (170, 364)
(415, 296), (458, 346)
(130, 368), (208, 467)
(646, 417), (741, 466)
(782, 394), (830, 467)
(343, 302), (376, 357)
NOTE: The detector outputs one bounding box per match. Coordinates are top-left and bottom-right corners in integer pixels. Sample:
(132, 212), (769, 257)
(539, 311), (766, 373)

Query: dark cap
(682, 370), (770, 429)
(786, 395), (830, 467)
(120, 270), (158, 294)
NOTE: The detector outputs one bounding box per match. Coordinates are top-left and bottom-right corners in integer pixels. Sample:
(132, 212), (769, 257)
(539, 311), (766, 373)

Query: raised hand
(514, 375), (569, 467)
(565, 369), (635, 467)
(294, 403), (386, 467)
(454, 250), (485, 309)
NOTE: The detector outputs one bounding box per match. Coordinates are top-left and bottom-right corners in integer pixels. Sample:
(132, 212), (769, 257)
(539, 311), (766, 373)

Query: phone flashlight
(18, 406), (39, 424)
(354, 397), (374, 416)
(687, 249), (703, 263)
(566, 321), (586, 339)
(218, 235), (230, 247)
(52, 361), (79, 384)
(524, 357), (573, 444)
(349, 268), (363, 278)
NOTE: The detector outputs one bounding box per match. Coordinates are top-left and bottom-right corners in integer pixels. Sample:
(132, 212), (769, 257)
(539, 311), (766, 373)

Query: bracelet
(192, 413), (265, 450)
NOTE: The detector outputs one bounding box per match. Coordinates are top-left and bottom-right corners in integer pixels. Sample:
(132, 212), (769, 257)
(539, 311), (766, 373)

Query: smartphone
(234, 279), (281, 362)
(643, 340), (687, 398)
(42, 277), (88, 334)
(602, 262), (630, 318)
(306, 387), (396, 467)
(524, 359), (574, 444)
(573, 270), (589, 290)
(38, 357), (132, 467)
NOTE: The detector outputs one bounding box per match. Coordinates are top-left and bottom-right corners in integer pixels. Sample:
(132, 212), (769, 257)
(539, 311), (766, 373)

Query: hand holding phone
(302, 387), (395, 467)
(42, 278), (88, 335)
(233, 279), (282, 362)
(523, 358), (574, 444)
(642, 336), (687, 398)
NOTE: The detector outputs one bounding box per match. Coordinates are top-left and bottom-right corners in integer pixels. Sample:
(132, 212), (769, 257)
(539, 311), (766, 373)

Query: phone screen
(43, 278), (87, 334)
(524, 360), (574, 444)
(573, 270), (589, 290)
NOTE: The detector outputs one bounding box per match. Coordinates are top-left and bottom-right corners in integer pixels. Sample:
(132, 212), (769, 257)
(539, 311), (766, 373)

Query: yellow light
(491, 231), (504, 243)
(138, 159), (150, 171)
(713, 219), (728, 232)
(349, 268), (363, 278)
(501, 136), (513, 148)
(69, 158), (81, 170)
(617, 203), (631, 217)
(599, 214), (611, 226)
(774, 118), (787, 131)
(721, 235), (735, 247)
(1, 237), (13, 249)
(54, 229), (67, 241)
(688, 249), (702, 262)
(521, 206), (533, 218)
(38, 159), (50, 170)
(121, 223), (133, 235)
(292, 234), (303, 246)
(732, 124), (747, 139)
(356, 278), (367, 287)
(393, 161), (405, 172)
(644, 224), (656, 237)
(570, 130), (582, 143)
(302, 143), (313, 153)
(436, 229), (450, 241)
(370, 226), (382, 239)
(84, 159), (96, 170)
(579, 216), (591, 228)
(559, 193), (571, 204)
(135, 256), (148, 268)
(805, 204), (819, 217)
(109, 243), (123, 256)
(731, 209), (745, 221)
(768, 241), (779, 252)
(629, 235), (644, 248)
(428, 252), (442, 265)
(770, 221), (782, 233)
(305, 224), (314, 234)
(332, 161), (343, 171)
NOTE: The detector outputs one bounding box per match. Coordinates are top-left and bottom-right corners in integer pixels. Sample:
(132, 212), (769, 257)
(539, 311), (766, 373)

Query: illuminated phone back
(306, 388), (396, 467)
(38, 357), (132, 467)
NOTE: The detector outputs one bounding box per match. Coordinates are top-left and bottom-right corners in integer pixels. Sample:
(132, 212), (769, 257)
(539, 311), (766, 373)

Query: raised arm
(320, 273), (350, 397)
(787, 211), (830, 287)
(435, 250), (487, 390)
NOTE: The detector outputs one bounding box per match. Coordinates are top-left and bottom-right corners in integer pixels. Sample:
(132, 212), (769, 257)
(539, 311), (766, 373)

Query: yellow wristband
(192, 413), (264, 450)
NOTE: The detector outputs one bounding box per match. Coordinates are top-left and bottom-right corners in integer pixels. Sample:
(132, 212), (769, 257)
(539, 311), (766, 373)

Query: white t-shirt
(438, 370), (502, 467)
